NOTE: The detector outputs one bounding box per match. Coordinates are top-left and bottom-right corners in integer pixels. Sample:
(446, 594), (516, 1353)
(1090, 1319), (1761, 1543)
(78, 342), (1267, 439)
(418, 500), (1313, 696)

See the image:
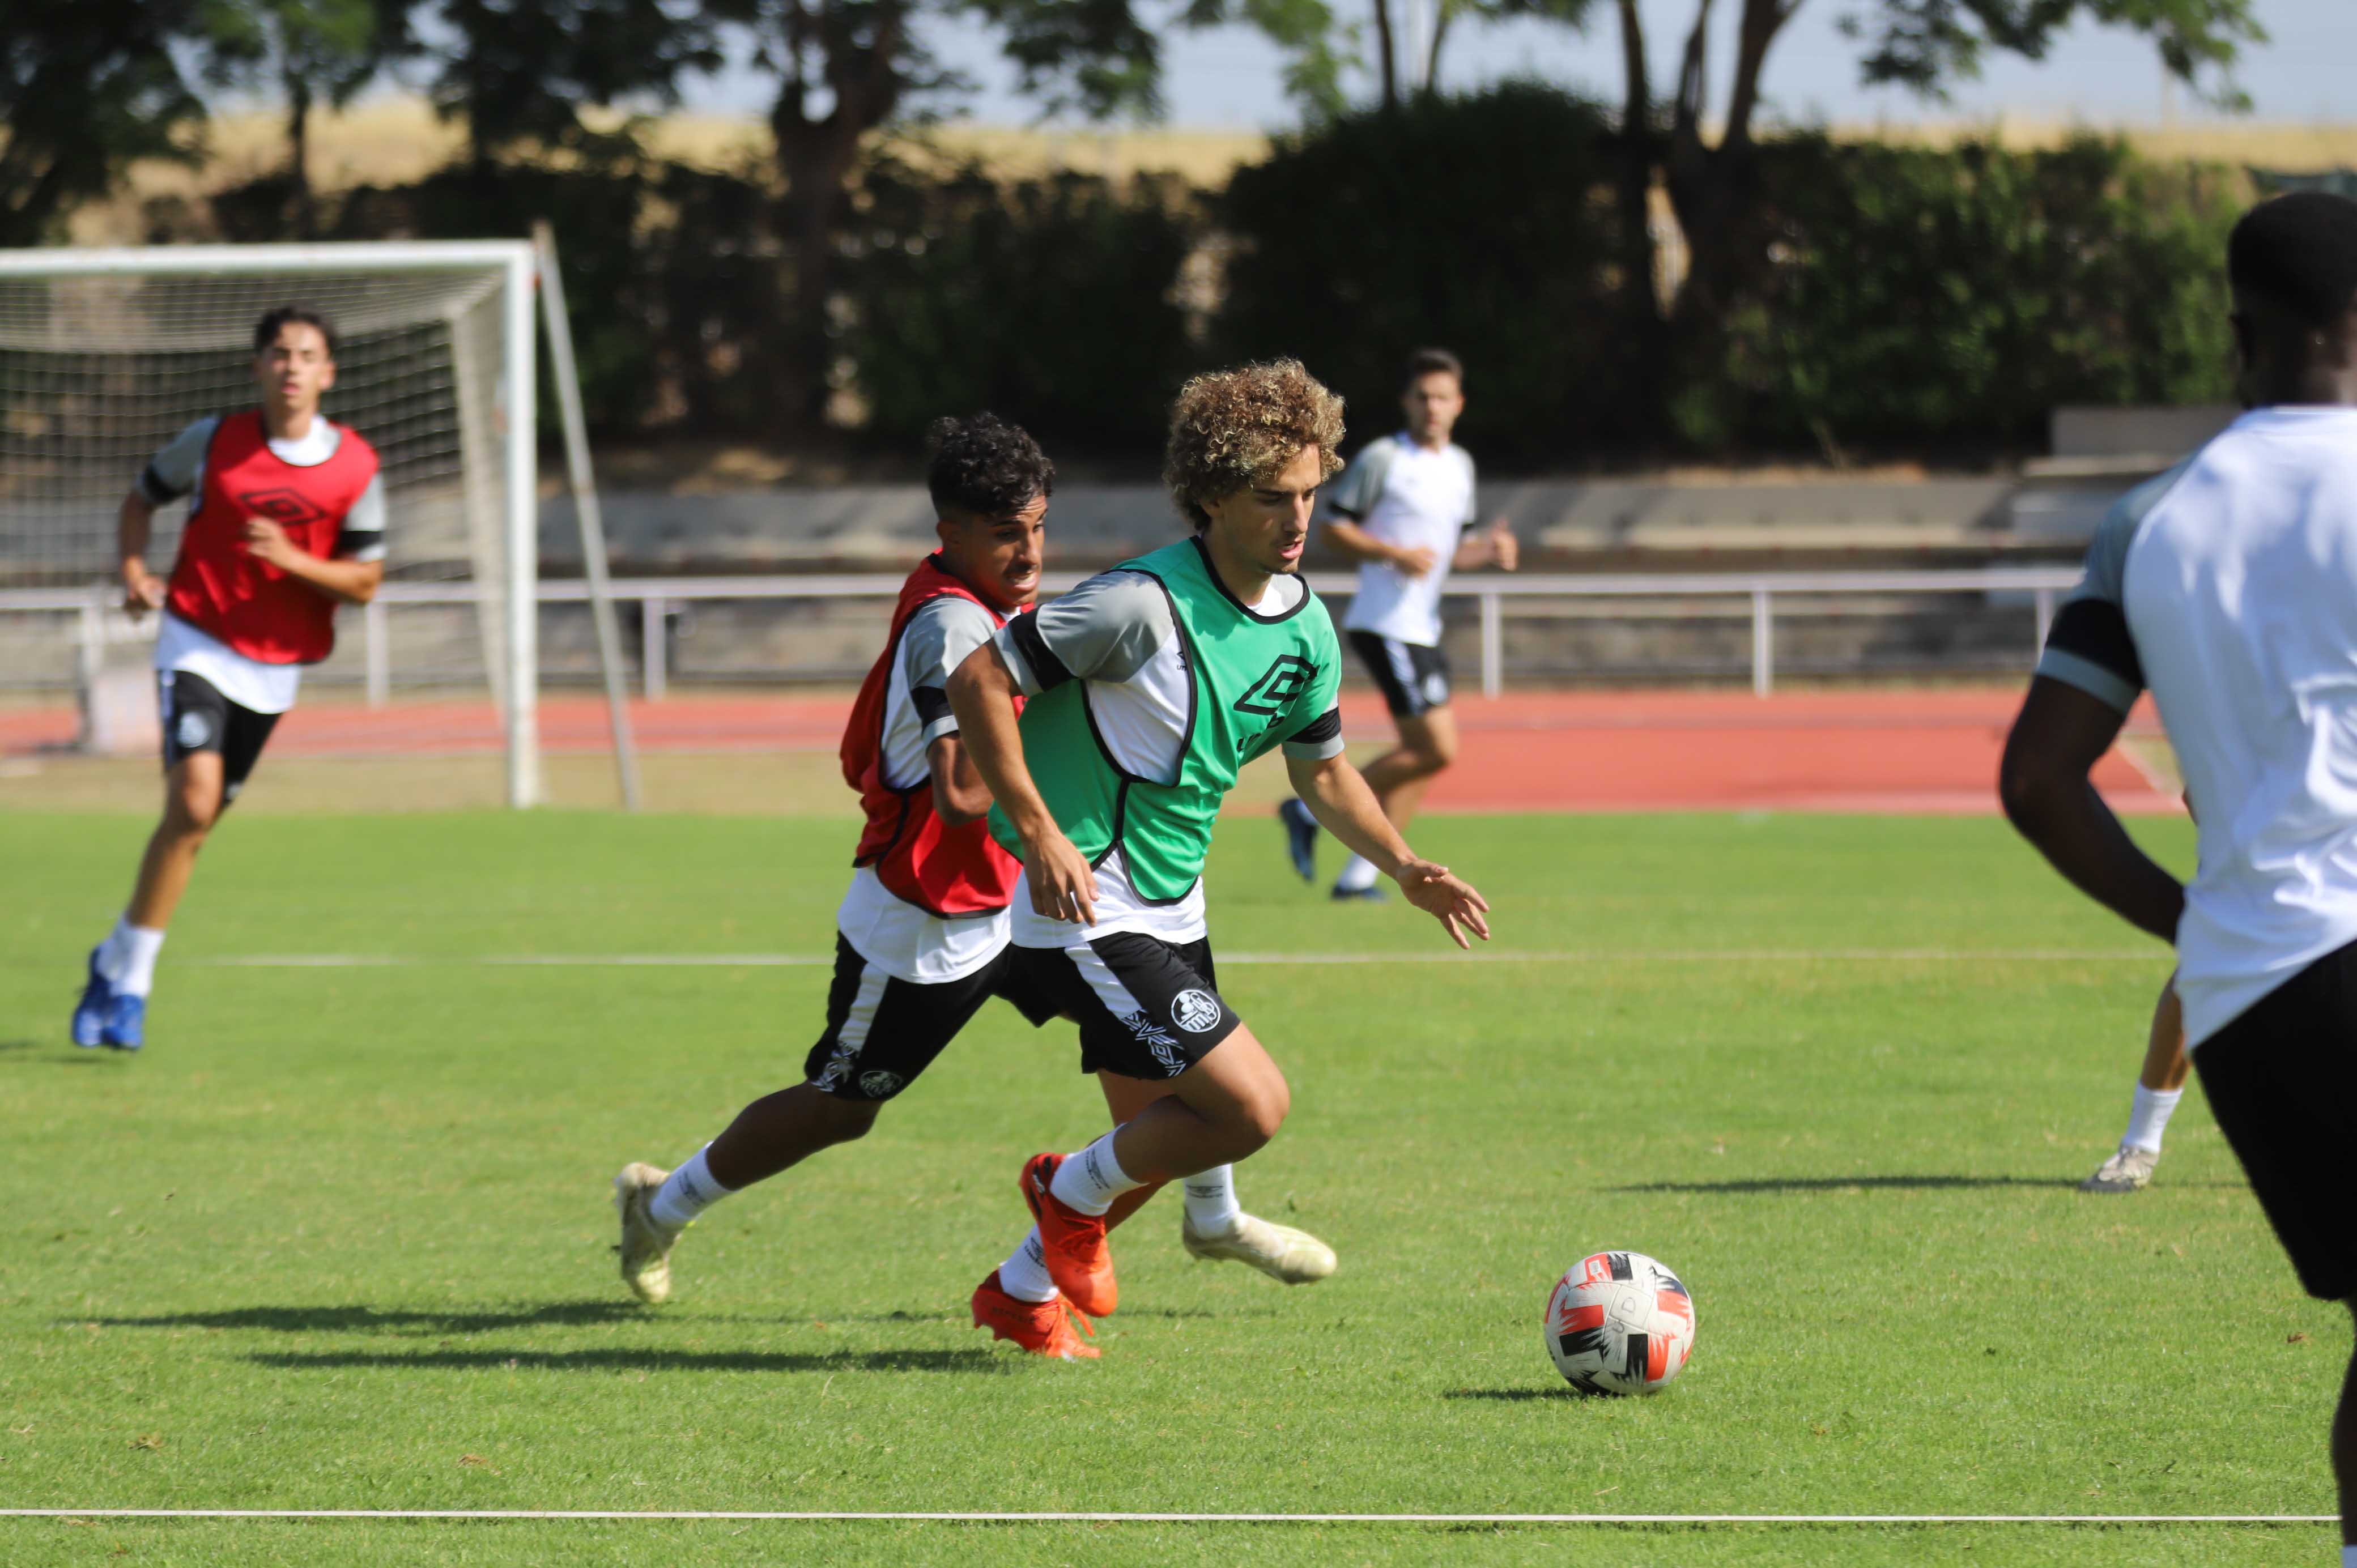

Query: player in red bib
(70, 307), (386, 1052)
(612, 415), (1335, 1355)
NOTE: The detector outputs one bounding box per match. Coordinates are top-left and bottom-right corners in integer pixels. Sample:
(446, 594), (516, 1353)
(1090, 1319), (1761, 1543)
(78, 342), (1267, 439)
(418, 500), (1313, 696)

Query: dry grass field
(69, 94), (2357, 244)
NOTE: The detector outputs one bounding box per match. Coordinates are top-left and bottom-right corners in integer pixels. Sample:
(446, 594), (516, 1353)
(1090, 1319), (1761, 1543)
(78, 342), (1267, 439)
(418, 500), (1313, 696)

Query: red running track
(0, 687), (2176, 816)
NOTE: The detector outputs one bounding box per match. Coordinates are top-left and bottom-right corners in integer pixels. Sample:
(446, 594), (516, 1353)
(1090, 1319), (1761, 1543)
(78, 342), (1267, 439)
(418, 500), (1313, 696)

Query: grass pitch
(0, 807), (2342, 1565)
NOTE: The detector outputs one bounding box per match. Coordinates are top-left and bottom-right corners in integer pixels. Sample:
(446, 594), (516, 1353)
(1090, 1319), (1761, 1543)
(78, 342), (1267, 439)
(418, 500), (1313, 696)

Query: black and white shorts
(2193, 937), (2357, 1302)
(1018, 932), (1243, 1081)
(1349, 630), (1452, 719)
(803, 934), (1061, 1102)
(159, 670), (280, 802)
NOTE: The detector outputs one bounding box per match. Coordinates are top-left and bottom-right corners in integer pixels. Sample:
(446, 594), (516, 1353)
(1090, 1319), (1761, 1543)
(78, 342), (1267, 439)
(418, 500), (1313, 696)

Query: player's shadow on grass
(1610, 1175), (2082, 1194)
(89, 1302), (645, 1335)
(1443, 1388), (1590, 1403)
(247, 1347), (1012, 1375)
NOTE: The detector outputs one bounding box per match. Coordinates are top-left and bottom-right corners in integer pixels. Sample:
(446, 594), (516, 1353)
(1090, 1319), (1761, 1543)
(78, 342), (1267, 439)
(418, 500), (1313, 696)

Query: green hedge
(1218, 84), (1638, 467)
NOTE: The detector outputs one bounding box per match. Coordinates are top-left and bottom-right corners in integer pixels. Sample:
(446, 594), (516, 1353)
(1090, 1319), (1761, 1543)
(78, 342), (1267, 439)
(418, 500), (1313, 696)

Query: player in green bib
(948, 359), (1492, 1354)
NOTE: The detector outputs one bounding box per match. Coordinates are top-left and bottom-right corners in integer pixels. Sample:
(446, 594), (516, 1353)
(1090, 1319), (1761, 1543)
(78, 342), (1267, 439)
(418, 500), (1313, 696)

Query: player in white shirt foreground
(71, 307), (388, 1051)
(1279, 348), (1517, 900)
(2001, 191), (2357, 1556)
(613, 416), (1335, 1340)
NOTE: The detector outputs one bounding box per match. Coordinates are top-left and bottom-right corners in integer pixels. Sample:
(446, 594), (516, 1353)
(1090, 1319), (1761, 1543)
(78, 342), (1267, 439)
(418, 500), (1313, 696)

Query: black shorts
(2193, 939), (2357, 1302)
(158, 670), (279, 803)
(1018, 932), (1243, 1081)
(1349, 630), (1452, 718)
(803, 934), (1061, 1102)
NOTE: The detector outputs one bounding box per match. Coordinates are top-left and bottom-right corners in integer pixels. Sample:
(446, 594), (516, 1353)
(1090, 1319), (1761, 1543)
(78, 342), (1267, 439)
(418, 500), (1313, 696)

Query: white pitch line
(0, 1510), (2333, 1525)
(199, 949), (2159, 970)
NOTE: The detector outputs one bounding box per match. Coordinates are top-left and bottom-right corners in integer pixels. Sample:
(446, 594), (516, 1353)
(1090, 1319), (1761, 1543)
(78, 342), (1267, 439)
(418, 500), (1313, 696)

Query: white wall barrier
(3, 567), (2081, 705)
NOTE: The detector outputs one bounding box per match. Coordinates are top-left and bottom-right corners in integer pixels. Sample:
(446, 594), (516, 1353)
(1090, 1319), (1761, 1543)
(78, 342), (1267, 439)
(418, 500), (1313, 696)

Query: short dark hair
(1403, 347), (1463, 390)
(253, 305), (337, 357)
(926, 413), (1055, 519)
(2229, 193), (2357, 327)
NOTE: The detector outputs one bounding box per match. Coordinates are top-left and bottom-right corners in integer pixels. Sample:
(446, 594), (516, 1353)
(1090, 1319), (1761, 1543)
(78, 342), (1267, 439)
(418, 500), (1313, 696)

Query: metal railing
(1, 565), (2085, 702)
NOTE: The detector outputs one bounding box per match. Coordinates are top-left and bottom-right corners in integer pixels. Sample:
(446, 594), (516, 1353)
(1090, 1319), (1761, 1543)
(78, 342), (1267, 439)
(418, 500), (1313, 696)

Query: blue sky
(683, 0), (2354, 131)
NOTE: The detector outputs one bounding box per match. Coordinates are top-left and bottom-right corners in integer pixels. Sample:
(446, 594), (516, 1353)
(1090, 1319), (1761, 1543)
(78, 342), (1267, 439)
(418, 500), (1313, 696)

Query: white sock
(1334, 854), (1379, 892)
(998, 1227), (1058, 1303)
(2121, 1083), (2184, 1154)
(1049, 1130), (1144, 1217)
(650, 1145), (733, 1230)
(98, 916), (167, 998)
(1182, 1165), (1242, 1232)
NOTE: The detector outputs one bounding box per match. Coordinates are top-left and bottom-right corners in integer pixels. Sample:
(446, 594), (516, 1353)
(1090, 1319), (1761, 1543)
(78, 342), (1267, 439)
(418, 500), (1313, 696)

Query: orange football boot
(1022, 1152), (1118, 1316)
(971, 1270), (1097, 1359)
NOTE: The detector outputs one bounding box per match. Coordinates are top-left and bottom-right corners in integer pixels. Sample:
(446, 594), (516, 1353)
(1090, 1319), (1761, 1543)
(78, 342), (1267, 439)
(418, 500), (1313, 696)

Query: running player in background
(948, 360), (1490, 1357)
(1280, 348), (1517, 900)
(614, 416), (1334, 1350)
(71, 307), (385, 1052)
(2001, 191), (2357, 1554)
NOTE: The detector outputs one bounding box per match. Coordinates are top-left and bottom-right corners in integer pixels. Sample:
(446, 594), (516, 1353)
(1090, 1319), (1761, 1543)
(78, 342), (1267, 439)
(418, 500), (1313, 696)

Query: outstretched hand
(1396, 859), (1491, 949)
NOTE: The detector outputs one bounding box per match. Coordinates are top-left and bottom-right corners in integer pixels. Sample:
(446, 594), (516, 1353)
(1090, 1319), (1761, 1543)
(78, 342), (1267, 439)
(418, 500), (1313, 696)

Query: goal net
(0, 242), (544, 805)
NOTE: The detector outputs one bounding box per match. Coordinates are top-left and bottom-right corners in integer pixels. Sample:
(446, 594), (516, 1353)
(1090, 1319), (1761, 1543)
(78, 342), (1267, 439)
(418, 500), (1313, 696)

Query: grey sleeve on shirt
(902, 595), (1001, 742)
(2032, 461), (2187, 713)
(994, 570), (1175, 696)
(332, 475), (389, 562)
(1280, 705), (1346, 760)
(1322, 440), (1392, 521)
(137, 417), (220, 505)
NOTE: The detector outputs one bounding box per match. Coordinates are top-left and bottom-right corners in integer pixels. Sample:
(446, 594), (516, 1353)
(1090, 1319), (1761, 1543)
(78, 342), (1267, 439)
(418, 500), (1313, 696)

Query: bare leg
(1104, 1026), (1289, 1185)
(2138, 977), (2191, 1093)
(2340, 1301), (2357, 1549)
(124, 754), (225, 930)
(1352, 706), (1460, 832)
(703, 1083), (879, 1190)
(1097, 1071), (1176, 1231)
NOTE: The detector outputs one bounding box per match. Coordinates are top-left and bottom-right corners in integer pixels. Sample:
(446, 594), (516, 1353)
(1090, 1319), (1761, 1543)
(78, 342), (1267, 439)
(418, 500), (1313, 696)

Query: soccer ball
(1544, 1250), (1696, 1396)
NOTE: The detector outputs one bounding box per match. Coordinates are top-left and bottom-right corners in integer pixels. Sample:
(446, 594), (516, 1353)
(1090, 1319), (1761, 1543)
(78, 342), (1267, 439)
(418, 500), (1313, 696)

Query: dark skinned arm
(1997, 675), (2184, 942)
(926, 732), (993, 826)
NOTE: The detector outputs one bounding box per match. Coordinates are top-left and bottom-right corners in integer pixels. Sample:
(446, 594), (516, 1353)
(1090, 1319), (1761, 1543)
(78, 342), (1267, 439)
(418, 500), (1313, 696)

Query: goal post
(0, 239), (630, 810)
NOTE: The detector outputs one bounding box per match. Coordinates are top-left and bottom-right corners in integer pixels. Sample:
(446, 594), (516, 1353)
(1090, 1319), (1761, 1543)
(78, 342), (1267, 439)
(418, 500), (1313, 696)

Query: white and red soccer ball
(1545, 1250), (1695, 1395)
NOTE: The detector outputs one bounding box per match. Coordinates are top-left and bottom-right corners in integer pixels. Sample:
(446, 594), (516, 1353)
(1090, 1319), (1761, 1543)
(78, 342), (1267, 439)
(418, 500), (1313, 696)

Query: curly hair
(1163, 359), (1345, 529)
(926, 412), (1056, 518)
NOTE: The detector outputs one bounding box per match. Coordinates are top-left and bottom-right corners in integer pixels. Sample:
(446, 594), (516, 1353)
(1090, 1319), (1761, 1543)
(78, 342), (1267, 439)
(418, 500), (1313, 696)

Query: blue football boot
(1278, 798), (1320, 883)
(72, 947), (112, 1048)
(101, 991), (146, 1051)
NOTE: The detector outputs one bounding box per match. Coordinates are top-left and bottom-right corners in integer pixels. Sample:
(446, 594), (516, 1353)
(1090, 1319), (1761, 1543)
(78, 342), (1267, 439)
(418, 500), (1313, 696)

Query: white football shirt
(2035, 405), (2357, 1046)
(1325, 433), (1478, 648)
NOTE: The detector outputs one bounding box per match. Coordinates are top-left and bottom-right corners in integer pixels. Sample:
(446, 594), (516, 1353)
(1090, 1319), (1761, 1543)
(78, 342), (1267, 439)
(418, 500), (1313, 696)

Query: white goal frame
(0, 238), (629, 809)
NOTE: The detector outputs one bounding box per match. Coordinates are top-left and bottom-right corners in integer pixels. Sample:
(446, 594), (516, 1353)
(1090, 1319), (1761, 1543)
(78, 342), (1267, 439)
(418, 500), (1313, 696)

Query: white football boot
(613, 1162), (684, 1303)
(2081, 1145), (2160, 1194)
(1181, 1211), (1338, 1284)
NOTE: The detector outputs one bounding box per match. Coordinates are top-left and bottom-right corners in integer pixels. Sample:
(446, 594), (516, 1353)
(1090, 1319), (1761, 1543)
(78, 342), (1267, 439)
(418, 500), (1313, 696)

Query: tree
(726, 0), (1169, 433)
(423, 0), (733, 169)
(197, 0), (411, 235)
(0, 1), (209, 246)
(1622, 0), (2264, 324)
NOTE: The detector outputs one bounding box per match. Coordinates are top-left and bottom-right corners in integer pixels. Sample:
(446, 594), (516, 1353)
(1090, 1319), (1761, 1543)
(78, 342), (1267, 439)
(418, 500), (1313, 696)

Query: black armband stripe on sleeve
(1007, 611), (1075, 691)
(911, 685), (954, 727)
(1289, 706), (1343, 747)
(2044, 598), (2143, 691)
(1328, 506), (1365, 521)
(139, 463), (190, 504)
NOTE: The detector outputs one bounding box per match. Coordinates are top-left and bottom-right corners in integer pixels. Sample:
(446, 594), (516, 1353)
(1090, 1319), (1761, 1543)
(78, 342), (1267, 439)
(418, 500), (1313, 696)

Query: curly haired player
(612, 414), (1338, 1346)
(947, 361), (1492, 1357)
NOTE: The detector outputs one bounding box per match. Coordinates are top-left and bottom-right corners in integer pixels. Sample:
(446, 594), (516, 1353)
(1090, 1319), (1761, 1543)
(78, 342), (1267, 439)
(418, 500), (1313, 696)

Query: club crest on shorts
(176, 710), (212, 750)
(1171, 988), (1223, 1034)
(857, 1070), (904, 1099)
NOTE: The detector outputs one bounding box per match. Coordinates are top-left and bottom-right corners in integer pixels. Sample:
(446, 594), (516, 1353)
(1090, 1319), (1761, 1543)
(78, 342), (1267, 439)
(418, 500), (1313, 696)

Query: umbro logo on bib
(1234, 654), (1317, 717)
